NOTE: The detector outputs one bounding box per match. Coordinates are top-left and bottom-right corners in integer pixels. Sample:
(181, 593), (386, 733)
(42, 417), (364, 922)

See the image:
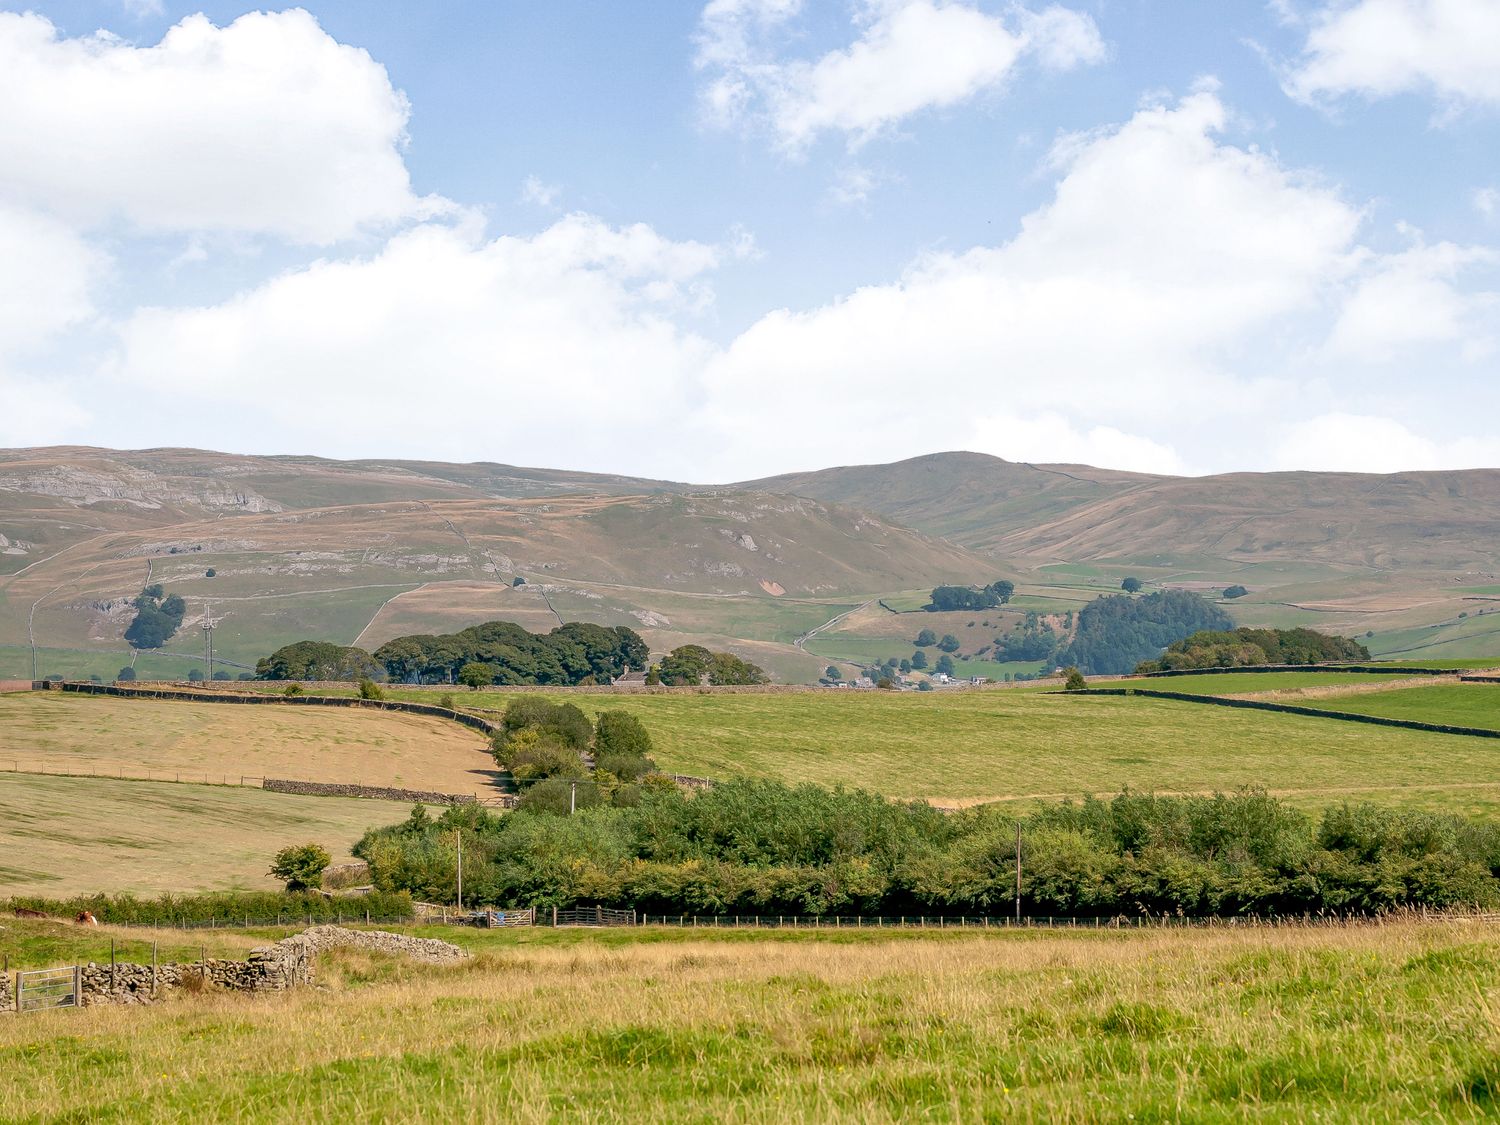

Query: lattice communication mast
(201, 603), (216, 682)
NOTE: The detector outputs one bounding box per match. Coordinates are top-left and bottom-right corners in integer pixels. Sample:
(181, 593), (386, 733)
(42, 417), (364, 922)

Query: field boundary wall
(56, 680), (500, 736)
(250, 680), (823, 696)
(1080, 687), (1500, 739)
(262, 778), (478, 805)
(1142, 664), (1469, 678)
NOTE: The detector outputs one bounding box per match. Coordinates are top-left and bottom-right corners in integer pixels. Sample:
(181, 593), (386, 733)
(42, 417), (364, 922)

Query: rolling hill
(0, 448), (994, 682)
(4, 445), (1499, 681)
(742, 451), (1500, 570)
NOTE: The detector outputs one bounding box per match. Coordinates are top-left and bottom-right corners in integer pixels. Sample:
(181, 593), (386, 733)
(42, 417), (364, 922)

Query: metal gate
(16, 967), (81, 1013)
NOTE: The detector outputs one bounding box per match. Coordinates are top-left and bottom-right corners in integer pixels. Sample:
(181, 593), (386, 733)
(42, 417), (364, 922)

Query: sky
(1, 0), (1498, 481)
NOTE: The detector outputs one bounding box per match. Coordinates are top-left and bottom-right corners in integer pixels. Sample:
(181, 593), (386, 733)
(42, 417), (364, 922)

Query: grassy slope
(1119, 671), (1430, 695)
(4, 921), (1500, 1121)
(1294, 684), (1500, 730)
(0, 692), (500, 796)
(0, 774), (391, 896)
(231, 684), (1500, 813)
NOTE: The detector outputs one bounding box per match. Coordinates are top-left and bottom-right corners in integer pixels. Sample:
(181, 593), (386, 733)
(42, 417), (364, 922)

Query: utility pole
(455, 829), (463, 912)
(201, 603), (216, 682)
(1014, 821), (1022, 923)
(570, 780), (577, 815)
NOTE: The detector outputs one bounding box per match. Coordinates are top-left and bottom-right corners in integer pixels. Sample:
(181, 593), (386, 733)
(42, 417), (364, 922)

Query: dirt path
(352, 582), (432, 649)
(795, 600), (874, 653)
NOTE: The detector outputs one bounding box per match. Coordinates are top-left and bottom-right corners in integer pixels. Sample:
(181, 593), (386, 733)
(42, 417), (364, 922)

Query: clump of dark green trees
(124, 584), (186, 650)
(1137, 627), (1370, 672)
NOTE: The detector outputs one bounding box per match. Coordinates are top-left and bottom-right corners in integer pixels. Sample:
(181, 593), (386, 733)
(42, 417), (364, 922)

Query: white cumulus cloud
(0, 9), (437, 244)
(1284, 0), (1500, 108)
(695, 91), (1365, 475)
(1274, 413), (1500, 472)
(698, 0), (1105, 151)
(1327, 240), (1498, 361)
(107, 217), (723, 470)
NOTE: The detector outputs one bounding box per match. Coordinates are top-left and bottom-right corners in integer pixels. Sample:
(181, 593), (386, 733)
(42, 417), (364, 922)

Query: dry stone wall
(263, 779), (478, 805)
(12, 926), (468, 1010)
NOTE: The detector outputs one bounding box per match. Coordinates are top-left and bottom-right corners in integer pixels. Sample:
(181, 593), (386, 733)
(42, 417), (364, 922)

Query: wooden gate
(552, 907), (636, 927)
(16, 967), (81, 1013)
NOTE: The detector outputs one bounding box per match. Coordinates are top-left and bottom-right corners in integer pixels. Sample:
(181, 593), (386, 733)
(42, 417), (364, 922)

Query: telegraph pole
(455, 829), (463, 912)
(1014, 821), (1022, 923)
(201, 603), (216, 682)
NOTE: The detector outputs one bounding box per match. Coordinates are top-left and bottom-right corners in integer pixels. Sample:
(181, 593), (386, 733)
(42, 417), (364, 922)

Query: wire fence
(1, 760), (267, 789)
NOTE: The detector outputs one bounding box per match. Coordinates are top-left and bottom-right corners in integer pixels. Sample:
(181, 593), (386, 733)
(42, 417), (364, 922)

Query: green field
(1296, 684), (1500, 731)
(1366, 612), (1500, 661)
(220, 684), (1500, 813)
(4, 919), (1500, 1121)
(1122, 671), (1434, 695)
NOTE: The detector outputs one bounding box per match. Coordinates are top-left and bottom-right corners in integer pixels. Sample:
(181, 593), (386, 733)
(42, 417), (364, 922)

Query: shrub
(187, 669), (204, 682)
(595, 711), (653, 759)
(1064, 667), (1087, 691)
(518, 777), (604, 816)
(116, 666), (136, 682)
(283, 683), (304, 697)
(438, 693), (455, 711)
(914, 629), (937, 647)
(269, 843), (332, 891)
(212, 670), (232, 681)
(503, 730), (587, 780)
(3, 889), (414, 926)
(205, 568), (216, 578)
(497, 698), (593, 753)
(1223, 585), (1248, 599)
(357, 678), (385, 700)
(458, 661), (495, 689)
(1121, 577), (1143, 593)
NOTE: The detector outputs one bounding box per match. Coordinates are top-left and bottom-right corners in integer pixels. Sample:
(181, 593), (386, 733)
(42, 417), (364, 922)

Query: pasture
(234, 682), (1500, 813)
(1296, 683), (1500, 731)
(0, 692), (499, 796)
(1118, 670), (1440, 695)
(3, 920), (1500, 1121)
(0, 773), (389, 896)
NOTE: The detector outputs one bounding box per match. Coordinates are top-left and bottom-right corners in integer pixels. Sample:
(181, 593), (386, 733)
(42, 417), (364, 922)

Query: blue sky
(2, 0), (1498, 480)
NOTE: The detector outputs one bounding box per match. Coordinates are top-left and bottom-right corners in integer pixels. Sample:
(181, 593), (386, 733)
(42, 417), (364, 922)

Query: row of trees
(375, 621), (649, 686)
(354, 782), (1500, 917)
(924, 581), (1014, 612)
(254, 627), (768, 687)
(255, 640), (383, 681)
(1137, 627), (1371, 672)
(653, 645), (768, 686)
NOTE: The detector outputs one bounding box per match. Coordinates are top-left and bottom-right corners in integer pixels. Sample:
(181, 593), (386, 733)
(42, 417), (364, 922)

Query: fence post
(110, 938), (116, 998)
(152, 943), (158, 1000)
